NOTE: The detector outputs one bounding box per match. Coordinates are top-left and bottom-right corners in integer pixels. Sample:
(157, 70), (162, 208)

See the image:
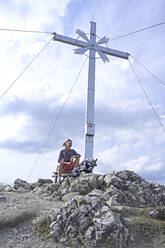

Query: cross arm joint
(53, 33), (88, 48)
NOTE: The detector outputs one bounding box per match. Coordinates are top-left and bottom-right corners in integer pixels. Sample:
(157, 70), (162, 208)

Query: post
(84, 21), (96, 160)
(53, 22), (129, 160)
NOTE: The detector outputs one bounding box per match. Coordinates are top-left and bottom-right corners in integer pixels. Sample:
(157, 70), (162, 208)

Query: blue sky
(0, 0), (165, 184)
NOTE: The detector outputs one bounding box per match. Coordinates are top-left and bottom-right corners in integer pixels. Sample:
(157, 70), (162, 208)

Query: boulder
(14, 179), (31, 191)
(0, 192), (8, 202)
(0, 183), (4, 192)
(4, 185), (15, 192)
(47, 195), (134, 248)
(37, 178), (53, 187)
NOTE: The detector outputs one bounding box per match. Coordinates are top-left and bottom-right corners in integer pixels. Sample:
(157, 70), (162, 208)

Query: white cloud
(0, 114), (28, 142)
(0, 0), (165, 185)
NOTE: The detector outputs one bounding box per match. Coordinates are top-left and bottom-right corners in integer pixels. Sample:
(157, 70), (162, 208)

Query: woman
(57, 139), (81, 183)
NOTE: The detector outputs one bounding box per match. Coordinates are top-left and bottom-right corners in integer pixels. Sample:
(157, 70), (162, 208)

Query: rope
(128, 59), (165, 134)
(0, 28), (52, 34)
(1, 20), (165, 41)
(26, 57), (88, 180)
(110, 21), (165, 41)
(0, 37), (53, 98)
(131, 55), (165, 87)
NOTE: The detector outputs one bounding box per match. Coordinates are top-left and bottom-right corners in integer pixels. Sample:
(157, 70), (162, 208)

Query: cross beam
(53, 32), (129, 60)
(53, 21), (129, 160)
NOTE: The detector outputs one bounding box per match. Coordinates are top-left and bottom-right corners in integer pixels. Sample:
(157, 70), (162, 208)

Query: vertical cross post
(53, 22), (129, 161)
(84, 21), (96, 160)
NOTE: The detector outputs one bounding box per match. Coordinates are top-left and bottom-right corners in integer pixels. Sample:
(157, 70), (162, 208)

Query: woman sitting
(57, 139), (81, 184)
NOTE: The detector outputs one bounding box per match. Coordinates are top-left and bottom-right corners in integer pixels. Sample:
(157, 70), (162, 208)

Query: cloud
(0, 97), (85, 152)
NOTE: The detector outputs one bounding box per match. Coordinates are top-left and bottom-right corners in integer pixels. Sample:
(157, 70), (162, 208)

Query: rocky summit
(0, 170), (165, 248)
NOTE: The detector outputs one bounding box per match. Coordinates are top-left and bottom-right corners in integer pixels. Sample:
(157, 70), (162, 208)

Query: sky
(0, 0), (165, 185)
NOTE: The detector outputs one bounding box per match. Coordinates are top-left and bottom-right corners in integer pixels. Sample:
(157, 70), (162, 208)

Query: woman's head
(62, 139), (72, 149)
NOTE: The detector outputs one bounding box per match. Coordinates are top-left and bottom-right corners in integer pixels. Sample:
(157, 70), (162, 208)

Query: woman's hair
(62, 139), (72, 147)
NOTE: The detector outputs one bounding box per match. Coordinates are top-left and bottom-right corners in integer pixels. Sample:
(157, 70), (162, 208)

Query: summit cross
(53, 21), (129, 160)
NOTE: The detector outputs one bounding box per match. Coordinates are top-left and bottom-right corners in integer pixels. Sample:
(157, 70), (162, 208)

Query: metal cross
(53, 21), (129, 160)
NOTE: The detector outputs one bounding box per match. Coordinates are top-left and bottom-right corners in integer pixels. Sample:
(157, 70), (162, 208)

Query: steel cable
(131, 55), (165, 87)
(26, 57), (88, 180)
(0, 37), (53, 98)
(0, 28), (52, 34)
(110, 21), (165, 41)
(128, 59), (165, 134)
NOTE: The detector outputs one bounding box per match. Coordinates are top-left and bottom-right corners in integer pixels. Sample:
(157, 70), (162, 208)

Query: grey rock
(149, 209), (159, 218)
(97, 175), (105, 188)
(79, 204), (90, 215)
(107, 196), (118, 206)
(90, 197), (100, 208)
(37, 178), (53, 187)
(85, 226), (96, 240)
(36, 188), (44, 196)
(88, 174), (98, 189)
(88, 189), (103, 197)
(46, 183), (59, 193)
(50, 221), (62, 239)
(70, 174), (92, 194)
(0, 193), (8, 202)
(101, 192), (111, 201)
(11, 228), (18, 235)
(14, 179), (30, 191)
(4, 185), (15, 192)
(80, 217), (91, 231)
(2, 171), (165, 248)
(100, 205), (109, 214)
(68, 199), (78, 209)
(62, 192), (80, 202)
(61, 188), (70, 196)
(105, 175), (123, 188)
(0, 183), (4, 192)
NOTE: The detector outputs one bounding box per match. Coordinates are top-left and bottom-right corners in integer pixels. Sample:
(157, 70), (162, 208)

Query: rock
(70, 174), (92, 194)
(88, 189), (103, 197)
(0, 183), (4, 192)
(97, 175), (105, 188)
(88, 174), (98, 189)
(90, 197), (100, 209)
(37, 178), (53, 187)
(149, 209), (159, 218)
(14, 179), (30, 191)
(45, 183), (59, 194)
(114, 170), (143, 182)
(100, 205), (109, 214)
(4, 185), (15, 192)
(104, 175), (124, 188)
(85, 226), (96, 247)
(68, 199), (78, 209)
(77, 195), (89, 207)
(36, 188), (44, 196)
(79, 204), (91, 215)
(0, 192), (8, 202)
(62, 192), (80, 202)
(80, 217), (92, 232)
(11, 228), (18, 235)
(50, 221), (62, 239)
(46, 194), (134, 247)
(107, 196), (118, 206)
(149, 208), (165, 220)
(1, 171), (165, 248)
(34, 215), (51, 235)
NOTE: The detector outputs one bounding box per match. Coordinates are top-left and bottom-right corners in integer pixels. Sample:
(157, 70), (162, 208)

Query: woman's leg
(58, 160), (64, 177)
(73, 157), (80, 168)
